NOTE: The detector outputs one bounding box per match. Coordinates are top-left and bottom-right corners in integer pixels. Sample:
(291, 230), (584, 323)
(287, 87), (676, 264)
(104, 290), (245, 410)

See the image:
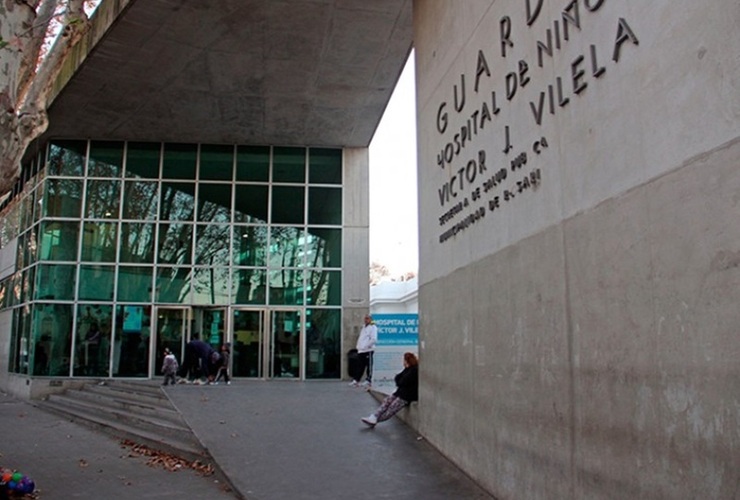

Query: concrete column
(342, 148), (370, 376)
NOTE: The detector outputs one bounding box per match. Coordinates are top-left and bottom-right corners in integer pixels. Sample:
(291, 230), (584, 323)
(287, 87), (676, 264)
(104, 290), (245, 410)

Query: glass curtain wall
(1, 140), (343, 379)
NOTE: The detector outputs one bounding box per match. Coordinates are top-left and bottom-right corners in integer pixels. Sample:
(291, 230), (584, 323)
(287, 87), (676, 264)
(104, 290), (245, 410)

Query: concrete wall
(414, 0), (740, 498)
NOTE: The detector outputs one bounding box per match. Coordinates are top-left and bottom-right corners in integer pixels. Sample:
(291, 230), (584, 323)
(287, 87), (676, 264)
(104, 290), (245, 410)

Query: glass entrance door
(194, 307), (227, 350)
(153, 307), (190, 377)
(232, 309), (263, 378)
(231, 308), (303, 379)
(268, 309), (302, 379)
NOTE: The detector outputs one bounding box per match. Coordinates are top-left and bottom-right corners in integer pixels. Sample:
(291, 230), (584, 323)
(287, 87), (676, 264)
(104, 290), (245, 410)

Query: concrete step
(44, 392), (192, 440)
(34, 382), (209, 464)
(68, 386), (181, 424)
(37, 398), (207, 462)
(83, 381), (169, 405)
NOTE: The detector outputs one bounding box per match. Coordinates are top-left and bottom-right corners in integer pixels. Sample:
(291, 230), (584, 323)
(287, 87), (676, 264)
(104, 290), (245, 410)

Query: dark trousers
(178, 343), (202, 380)
(215, 366), (230, 383)
(358, 351), (374, 383)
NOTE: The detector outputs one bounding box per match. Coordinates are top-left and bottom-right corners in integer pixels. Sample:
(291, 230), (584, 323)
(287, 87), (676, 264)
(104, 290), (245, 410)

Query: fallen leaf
(119, 439), (215, 476)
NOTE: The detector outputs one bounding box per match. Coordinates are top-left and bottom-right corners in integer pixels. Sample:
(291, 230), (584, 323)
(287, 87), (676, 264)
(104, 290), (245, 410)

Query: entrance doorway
(193, 307), (227, 349)
(153, 307), (189, 378)
(153, 306), (227, 378)
(154, 307), (303, 380)
(269, 310), (301, 378)
(232, 309), (303, 379)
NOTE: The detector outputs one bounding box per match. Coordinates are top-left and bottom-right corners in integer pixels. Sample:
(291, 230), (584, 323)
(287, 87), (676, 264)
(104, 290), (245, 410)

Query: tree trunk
(0, 0), (90, 196)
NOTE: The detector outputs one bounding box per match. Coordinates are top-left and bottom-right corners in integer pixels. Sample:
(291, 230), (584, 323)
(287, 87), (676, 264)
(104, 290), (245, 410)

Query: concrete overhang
(39, 0), (413, 149)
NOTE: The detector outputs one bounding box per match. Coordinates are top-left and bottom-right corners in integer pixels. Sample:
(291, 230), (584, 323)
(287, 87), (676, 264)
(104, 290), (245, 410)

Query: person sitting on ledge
(361, 352), (418, 427)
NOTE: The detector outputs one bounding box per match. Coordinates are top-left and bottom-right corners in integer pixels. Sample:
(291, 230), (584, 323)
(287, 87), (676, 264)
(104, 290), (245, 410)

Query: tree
(370, 261), (391, 285)
(0, 0), (93, 196)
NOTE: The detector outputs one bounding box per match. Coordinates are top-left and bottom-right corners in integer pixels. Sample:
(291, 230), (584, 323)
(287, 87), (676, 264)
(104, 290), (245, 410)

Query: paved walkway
(0, 391), (233, 499)
(2, 381), (493, 499)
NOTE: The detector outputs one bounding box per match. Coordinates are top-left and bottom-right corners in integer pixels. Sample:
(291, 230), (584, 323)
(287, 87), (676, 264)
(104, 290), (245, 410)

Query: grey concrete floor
(2, 381), (494, 499)
(166, 380), (493, 500)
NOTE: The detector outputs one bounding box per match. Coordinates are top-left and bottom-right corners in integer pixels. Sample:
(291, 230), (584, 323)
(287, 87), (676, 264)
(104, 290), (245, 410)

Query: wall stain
(710, 250), (740, 271)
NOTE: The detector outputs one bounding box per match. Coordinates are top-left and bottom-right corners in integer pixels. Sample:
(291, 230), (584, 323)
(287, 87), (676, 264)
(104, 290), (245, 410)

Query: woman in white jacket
(349, 315), (377, 387)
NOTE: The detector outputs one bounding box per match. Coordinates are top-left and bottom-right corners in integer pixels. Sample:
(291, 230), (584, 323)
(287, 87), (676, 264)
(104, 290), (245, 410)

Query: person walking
(349, 314), (377, 388)
(361, 352), (419, 427)
(214, 343), (231, 385)
(161, 348), (179, 386)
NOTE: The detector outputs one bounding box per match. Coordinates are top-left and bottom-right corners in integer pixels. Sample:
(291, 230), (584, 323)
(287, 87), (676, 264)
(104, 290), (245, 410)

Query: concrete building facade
(414, 1), (739, 498)
(0, 0), (737, 497)
(0, 0), (413, 399)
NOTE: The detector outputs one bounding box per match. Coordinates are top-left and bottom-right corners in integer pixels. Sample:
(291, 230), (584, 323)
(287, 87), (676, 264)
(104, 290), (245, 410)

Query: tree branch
(16, 0), (60, 102)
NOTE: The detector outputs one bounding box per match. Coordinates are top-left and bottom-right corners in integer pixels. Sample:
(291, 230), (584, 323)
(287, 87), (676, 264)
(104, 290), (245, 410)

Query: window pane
(74, 304), (112, 377)
(44, 178), (82, 217)
(16, 231), (27, 270)
(307, 269), (341, 306)
(33, 181), (44, 224)
(8, 272), (21, 307)
(88, 141), (124, 178)
(0, 279), (8, 309)
(308, 187), (341, 225)
(81, 221), (118, 262)
(120, 223), (155, 264)
(0, 204), (20, 247)
(21, 267), (34, 303)
(162, 143), (197, 180)
(20, 191), (33, 231)
(126, 142), (160, 179)
(78, 265), (115, 301)
(35, 264), (76, 300)
(117, 266), (153, 302)
(306, 228), (342, 267)
(200, 144), (234, 181)
(308, 148), (342, 184)
(195, 223), (230, 266)
(39, 221), (80, 261)
(232, 268), (266, 304)
(25, 225), (37, 266)
(236, 146), (269, 182)
(114, 304), (152, 377)
(233, 225), (267, 266)
(268, 269), (304, 305)
(305, 308), (341, 379)
(156, 267), (192, 303)
(197, 183), (231, 223)
(122, 180), (158, 220)
(193, 267), (229, 305)
(32, 304), (73, 376)
(9, 308), (27, 373)
(157, 223), (193, 265)
(273, 147), (306, 183)
(48, 140), (86, 176)
(269, 226), (304, 268)
(85, 179), (121, 219)
(271, 186), (304, 224)
(234, 184), (268, 223)
(160, 182), (195, 221)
